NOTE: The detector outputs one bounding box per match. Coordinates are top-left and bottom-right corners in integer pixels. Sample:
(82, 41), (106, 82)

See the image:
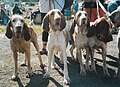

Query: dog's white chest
(48, 31), (66, 50)
(75, 33), (88, 47)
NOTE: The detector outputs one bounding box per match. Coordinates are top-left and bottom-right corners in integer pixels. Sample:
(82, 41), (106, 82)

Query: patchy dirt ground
(0, 32), (120, 87)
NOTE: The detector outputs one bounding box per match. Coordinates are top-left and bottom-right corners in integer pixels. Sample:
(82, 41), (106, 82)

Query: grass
(0, 19), (43, 35)
(0, 5), (43, 35)
(0, 25), (6, 32)
(25, 19), (43, 35)
(31, 24), (43, 35)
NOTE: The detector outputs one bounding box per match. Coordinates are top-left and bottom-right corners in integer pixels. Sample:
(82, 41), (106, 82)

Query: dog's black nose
(16, 26), (22, 29)
(82, 18), (87, 24)
(56, 17), (61, 21)
(16, 26), (22, 33)
(82, 18), (86, 21)
(55, 18), (61, 25)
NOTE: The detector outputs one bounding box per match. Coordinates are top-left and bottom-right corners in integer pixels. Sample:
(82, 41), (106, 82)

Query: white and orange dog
(5, 15), (44, 80)
(69, 10), (90, 75)
(43, 9), (71, 85)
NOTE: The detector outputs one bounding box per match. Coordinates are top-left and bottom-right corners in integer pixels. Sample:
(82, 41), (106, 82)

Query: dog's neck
(13, 33), (23, 39)
(77, 25), (88, 35)
(50, 26), (61, 32)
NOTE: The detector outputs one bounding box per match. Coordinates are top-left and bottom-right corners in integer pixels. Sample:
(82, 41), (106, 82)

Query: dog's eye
(58, 11), (61, 15)
(85, 13), (87, 16)
(51, 12), (54, 15)
(78, 13), (81, 17)
(20, 19), (24, 23)
(12, 19), (16, 22)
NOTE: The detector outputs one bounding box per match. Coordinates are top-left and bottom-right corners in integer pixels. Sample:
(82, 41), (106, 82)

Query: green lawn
(0, 19), (43, 35)
(0, 4), (43, 35)
(0, 25), (6, 32)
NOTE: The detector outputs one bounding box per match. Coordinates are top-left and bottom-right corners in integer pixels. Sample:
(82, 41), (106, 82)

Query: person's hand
(105, 0), (111, 4)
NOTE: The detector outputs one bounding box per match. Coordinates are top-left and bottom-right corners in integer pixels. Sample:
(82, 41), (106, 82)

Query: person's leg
(107, 2), (118, 34)
(91, 8), (97, 22)
(29, 13), (34, 26)
(40, 13), (48, 55)
(40, 31), (49, 55)
(41, 13), (46, 22)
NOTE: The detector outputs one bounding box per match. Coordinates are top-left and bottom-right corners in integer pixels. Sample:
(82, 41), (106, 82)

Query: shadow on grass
(96, 52), (118, 67)
(16, 55), (120, 87)
(24, 72), (63, 87)
(16, 77), (24, 87)
(67, 56), (120, 87)
(58, 55), (120, 87)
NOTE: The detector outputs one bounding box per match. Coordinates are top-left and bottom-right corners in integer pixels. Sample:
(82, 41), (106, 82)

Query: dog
(5, 15), (44, 80)
(42, 9), (71, 85)
(109, 8), (120, 78)
(109, 6), (120, 28)
(87, 17), (113, 77)
(69, 10), (90, 75)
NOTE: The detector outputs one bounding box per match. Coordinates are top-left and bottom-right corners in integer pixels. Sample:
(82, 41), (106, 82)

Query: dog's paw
(20, 63), (27, 67)
(80, 69), (86, 76)
(90, 70), (97, 75)
(64, 78), (71, 85)
(103, 73), (110, 78)
(40, 64), (46, 70)
(90, 68), (97, 74)
(85, 65), (90, 72)
(59, 60), (64, 64)
(51, 64), (56, 69)
(43, 73), (50, 79)
(91, 63), (96, 72)
(11, 74), (18, 81)
(51, 66), (55, 69)
(71, 56), (75, 61)
(26, 72), (35, 78)
(113, 74), (120, 79)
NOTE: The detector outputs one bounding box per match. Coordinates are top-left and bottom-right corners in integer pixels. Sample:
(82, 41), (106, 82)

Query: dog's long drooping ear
(69, 19), (77, 44)
(87, 25), (96, 38)
(43, 14), (49, 32)
(69, 19), (76, 34)
(5, 20), (13, 39)
(23, 23), (31, 41)
(95, 20), (113, 42)
(60, 13), (66, 30)
(87, 17), (90, 28)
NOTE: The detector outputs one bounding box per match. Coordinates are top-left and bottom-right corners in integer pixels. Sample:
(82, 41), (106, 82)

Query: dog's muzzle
(82, 18), (87, 25)
(16, 26), (22, 33)
(15, 26), (23, 38)
(54, 18), (61, 30)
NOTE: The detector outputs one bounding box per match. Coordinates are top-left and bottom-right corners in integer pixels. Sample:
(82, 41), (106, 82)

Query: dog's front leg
(11, 52), (18, 80)
(63, 50), (71, 85)
(118, 52), (120, 76)
(89, 47), (96, 73)
(32, 39), (44, 69)
(78, 48), (86, 76)
(59, 51), (64, 64)
(44, 50), (54, 78)
(70, 45), (75, 60)
(114, 39), (120, 79)
(25, 50), (33, 77)
(102, 47), (110, 77)
(85, 47), (90, 72)
(51, 51), (56, 69)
